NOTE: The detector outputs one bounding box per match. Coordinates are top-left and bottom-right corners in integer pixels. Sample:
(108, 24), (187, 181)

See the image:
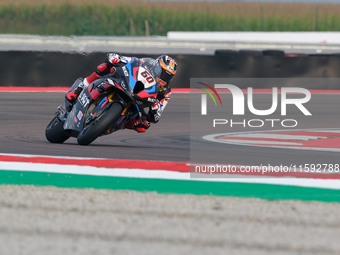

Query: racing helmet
(153, 55), (177, 86)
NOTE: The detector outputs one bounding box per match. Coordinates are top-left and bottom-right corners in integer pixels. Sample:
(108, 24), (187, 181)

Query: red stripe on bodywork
(137, 90), (157, 98)
(132, 67), (139, 81)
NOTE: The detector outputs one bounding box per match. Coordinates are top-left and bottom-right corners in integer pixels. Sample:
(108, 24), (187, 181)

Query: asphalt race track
(0, 92), (190, 162)
(0, 92), (339, 165)
(1, 91), (340, 255)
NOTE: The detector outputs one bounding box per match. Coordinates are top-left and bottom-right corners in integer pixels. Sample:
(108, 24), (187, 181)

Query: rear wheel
(77, 102), (123, 145)
(45, 116), (70, 143)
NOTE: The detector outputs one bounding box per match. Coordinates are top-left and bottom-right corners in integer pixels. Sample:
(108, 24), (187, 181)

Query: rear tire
(45, 116), (70, 143)
(77, 102), (123, 146)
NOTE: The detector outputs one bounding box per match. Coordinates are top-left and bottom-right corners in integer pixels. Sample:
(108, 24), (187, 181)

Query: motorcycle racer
(65, 53), (177, 133)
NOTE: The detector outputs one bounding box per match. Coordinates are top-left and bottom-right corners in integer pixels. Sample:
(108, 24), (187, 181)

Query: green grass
(0, 3), (339, 36)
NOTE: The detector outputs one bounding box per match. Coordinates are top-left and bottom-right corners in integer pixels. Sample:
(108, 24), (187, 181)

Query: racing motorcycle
(45, 58), (160, 145)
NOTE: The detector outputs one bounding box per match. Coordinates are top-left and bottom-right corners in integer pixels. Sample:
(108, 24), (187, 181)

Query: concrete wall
(1, 50), (340, 88)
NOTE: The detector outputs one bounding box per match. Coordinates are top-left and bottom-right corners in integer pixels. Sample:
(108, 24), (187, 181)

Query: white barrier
(167, 32), (340, 45)
(1, 33), (340, 53)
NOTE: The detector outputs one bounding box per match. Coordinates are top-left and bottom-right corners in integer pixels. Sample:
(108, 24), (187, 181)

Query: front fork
(87, 91), (138, 135)
(85, 91), (117, 125)
(57, 105), (68, 121)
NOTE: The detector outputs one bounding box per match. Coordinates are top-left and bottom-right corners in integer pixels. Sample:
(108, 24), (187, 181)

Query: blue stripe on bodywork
(116, 116), (125, 125)
(144, 84), (158, 94)
(99, 97), (107, 107)
(125, 63), (136, 91)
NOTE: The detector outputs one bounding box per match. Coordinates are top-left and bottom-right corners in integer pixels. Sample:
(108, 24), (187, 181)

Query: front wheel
(45, 116), (71, 143)
(77, 102), (123, 145)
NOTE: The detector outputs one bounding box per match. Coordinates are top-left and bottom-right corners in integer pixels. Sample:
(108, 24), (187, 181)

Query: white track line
(1, 161), (340, 190)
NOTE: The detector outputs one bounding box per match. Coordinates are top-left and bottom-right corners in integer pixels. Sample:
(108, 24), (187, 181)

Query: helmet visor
(160, 69), (174, 84)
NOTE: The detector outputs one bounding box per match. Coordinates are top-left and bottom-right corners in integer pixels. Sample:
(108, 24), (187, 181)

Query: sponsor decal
(138, 66), (156, 88)
(121, 80), (127, 90)
(122, 66), (129, 77)
(154, 114), (160, 122)
(147, 97), (156, 103)
(63, 120), (73, 130)
(79, 93), (90, 107)
(77, 111), (83, 121)
(106, 79), (115, 86)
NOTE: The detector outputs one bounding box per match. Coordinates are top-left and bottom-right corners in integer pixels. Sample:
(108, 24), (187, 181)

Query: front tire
(45, 116), (71, 143)
(77, 102), (123, 145)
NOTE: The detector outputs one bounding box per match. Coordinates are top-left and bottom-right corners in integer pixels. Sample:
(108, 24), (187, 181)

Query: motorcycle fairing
(62, 58), (161, 138)
(125, 60), (159, 97)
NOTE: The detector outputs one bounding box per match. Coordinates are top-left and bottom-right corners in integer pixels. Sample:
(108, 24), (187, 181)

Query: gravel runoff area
(0, 185), (340, 255)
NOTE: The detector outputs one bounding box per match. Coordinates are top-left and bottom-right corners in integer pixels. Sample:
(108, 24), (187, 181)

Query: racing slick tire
(45, 117), (71, 143)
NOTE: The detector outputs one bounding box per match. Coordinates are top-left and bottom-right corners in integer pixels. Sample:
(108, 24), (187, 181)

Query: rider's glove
(148, 100), (161, 123)
(151, 100), (160, 111)
(106, 53), (121, 66)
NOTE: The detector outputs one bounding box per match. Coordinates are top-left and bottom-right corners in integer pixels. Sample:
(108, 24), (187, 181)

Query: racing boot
(123, 116), (150, 133)
(65, 84), (84, 112)
(135, 117), (150, 132)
